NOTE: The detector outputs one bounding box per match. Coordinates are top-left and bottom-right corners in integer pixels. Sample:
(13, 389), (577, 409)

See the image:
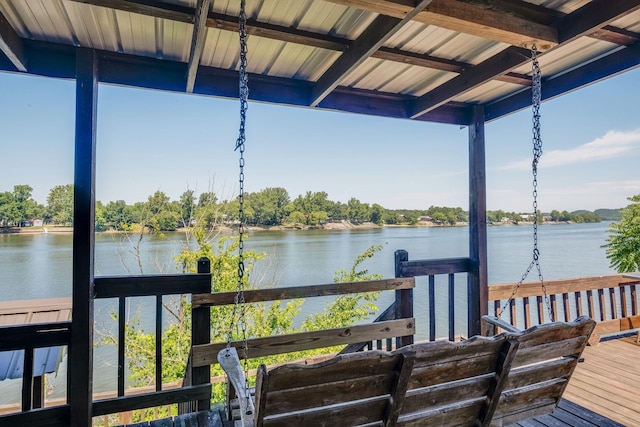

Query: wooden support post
(394, 250), (413, 347)
(69, 48), (97, 427)
(193, 257), (212, 411)
(469, 105), (488, 337)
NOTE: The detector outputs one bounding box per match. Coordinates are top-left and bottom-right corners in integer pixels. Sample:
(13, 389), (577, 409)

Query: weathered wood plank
(0, 405), (70, 427)
(488, 275), (638, 300)
(0, 321), (71, 351)
(398, 398), (484, 427)
(193, 318), (414, 367)
(193, 277), (415, 307)
(95, 274), (211, 298)
(262, 395), (389, 427)
(92, 385), (211, 417)
(398, 257), (471, 277)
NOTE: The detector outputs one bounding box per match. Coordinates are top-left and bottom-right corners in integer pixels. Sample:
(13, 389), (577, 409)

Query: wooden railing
(91, 259), (212, 420)
(189, 276), (416, 370)
(0, 322), (72, 426)
(488, 274), (640, 344)
(394, 249), (474, 341)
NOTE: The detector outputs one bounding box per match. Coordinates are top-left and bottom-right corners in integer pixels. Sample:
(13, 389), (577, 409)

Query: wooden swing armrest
(218, 347), (255, 427)
(482, 315), (522, 336)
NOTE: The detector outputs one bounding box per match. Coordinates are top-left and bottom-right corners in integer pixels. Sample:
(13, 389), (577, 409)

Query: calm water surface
(0, 222), (616, 403)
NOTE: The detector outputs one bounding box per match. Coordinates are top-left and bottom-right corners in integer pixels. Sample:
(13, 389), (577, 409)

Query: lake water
(0, 222), (616, 404)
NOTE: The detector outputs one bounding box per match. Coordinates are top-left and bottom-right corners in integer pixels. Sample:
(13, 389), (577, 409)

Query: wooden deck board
(564, 337), (640, 426)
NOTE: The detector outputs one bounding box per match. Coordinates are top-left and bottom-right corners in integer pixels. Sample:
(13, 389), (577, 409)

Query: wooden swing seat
(221, 316), (595, 427)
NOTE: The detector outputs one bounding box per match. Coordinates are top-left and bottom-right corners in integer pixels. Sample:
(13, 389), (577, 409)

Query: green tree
(285, 211), (306, 225)
(289, 191), (330, 225)
(103, 200), (135, 230)
(13, 185), (40, 223)
(370, 203), (385, 226)
(95, 200), (107, 231)
(603, 194), (640, 273)
(46, 184), (74, 225)
(0, 191), (19, 226)
(346, 197), (370, 223)
(250, 187), (290, 226)
(146, 191), (179, 231)
(179, 190), (196, 227)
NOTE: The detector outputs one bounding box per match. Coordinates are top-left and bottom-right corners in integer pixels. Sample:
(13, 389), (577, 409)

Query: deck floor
(564, 336), (640, 426)
(127, 399), (621, 427)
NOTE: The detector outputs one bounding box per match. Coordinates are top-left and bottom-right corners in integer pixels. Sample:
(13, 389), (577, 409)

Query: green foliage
(346, 197), (370, 223)
(285, 211), (306, 225)
(603, 194), (640, 273)
(425, 206), (468, 224)
(248, 187), (290, 226)
(0, 185), (43, 225)
(46, 184), (74, 225)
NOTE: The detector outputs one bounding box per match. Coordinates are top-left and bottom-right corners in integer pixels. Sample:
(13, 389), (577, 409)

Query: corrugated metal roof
(0, 0), (638, 124)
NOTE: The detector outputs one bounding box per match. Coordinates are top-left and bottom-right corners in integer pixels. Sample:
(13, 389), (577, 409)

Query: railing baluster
(448, 274), (455, 341)
(22, 348), (34, 412)
(631, 284), (637, 316)
(575, 291), (583, 317)
(429, 275), (436, 341)
(609, 287), (618, 320)
(587, 290), (595, 319)
(509, 299), (516, 328)
(620, 285), (629, 318)
(537, 296), (544, 324)
(563, 293), (570, 322)
(118, 296), (125, 397)
(523, 297), (531, 329)
(598, 289), (606, 321)
(156, 295), (162, 392)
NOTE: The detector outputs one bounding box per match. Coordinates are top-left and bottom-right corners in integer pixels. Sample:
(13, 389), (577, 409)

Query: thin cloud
(502, 128), (640, 170)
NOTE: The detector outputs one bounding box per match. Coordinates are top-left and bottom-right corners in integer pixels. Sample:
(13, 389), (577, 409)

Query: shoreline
(0, 220), (596, 235)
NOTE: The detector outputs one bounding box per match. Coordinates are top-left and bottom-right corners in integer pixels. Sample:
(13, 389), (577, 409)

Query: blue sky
(1, 66), (639, 213)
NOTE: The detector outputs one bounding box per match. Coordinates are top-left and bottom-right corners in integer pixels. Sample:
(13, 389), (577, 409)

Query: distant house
(33, 219), (44, 227)
(418, 216), (432, 221)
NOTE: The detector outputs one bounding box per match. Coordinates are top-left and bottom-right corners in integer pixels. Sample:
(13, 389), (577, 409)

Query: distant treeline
(0, 184), (619, 231)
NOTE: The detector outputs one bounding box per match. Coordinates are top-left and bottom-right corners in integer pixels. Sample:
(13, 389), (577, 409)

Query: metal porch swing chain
(227, 0), (250, 395)
(500, 45), (554, 323)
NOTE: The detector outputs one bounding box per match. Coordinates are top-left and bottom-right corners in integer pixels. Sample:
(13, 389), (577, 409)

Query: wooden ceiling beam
(555, 0), (640, 44)
(325, 0), (558, 50)
(408, 0), (640, 119)
(0, 11), (26, 71)
(309, 0), (433, 107)
(185, 0), (212, 93)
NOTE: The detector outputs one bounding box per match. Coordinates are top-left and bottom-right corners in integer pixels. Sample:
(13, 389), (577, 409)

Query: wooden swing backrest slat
(255, 350), (412, 427)
(396, 335), (519, 427)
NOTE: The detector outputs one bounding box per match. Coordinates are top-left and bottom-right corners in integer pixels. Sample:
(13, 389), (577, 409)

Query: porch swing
(215, 2), (595, 426)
